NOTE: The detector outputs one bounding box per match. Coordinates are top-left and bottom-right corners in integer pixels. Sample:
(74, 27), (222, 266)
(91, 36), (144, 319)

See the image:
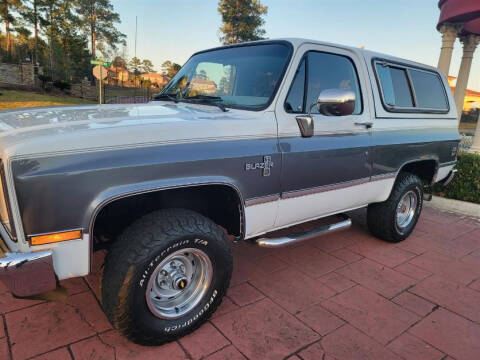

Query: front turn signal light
(30, 230), (83, 246)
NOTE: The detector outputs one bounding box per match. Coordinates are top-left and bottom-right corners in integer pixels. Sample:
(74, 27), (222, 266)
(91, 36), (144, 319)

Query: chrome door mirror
(295, 89), (356, 138)
(316, 89), (356, 116)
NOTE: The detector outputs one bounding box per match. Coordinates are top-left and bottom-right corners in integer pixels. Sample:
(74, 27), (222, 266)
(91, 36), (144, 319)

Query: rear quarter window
(409, 69), (448, 110)
(374, 60), (448, 113)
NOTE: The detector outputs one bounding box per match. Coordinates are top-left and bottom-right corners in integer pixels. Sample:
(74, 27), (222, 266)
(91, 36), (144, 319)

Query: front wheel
(102, 209), (232, 345)
(367, 172), (423, 243)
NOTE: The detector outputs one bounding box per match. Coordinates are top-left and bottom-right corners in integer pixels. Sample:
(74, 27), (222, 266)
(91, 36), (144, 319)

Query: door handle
(354, 122), (373, 129)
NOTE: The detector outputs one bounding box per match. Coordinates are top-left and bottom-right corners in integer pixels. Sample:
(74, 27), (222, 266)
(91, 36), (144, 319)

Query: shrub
(38, 74), (52, 83)
(53, 80), (71, 91)
(433, 152), (480, 204)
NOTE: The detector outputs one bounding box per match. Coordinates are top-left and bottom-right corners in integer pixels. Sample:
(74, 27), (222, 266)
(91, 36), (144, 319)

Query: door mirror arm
(295, 102), (317, 138)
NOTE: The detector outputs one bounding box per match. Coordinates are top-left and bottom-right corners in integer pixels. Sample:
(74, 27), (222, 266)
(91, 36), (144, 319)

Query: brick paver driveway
(1, 206), (480, 360)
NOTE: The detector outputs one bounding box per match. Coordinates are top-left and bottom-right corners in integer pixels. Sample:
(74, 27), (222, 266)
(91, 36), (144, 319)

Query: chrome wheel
(146, 247), (213, 319)
(396, 190), (418, 229)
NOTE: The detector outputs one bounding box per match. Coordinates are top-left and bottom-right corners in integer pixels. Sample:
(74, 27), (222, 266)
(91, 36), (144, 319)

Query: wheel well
(399, 160), (437, 184)
(91, 185), (243, 251)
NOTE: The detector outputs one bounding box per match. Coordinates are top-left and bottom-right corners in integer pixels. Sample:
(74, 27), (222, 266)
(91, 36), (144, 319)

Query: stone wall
(71, 78), (97, 100)
(0, 63), (39, 88)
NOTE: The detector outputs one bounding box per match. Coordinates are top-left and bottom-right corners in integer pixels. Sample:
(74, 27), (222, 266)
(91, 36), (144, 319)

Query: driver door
(274, 43), (374, 228)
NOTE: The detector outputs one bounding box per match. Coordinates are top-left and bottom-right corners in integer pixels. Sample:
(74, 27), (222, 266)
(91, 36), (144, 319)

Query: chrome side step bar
(256, 214), (352, 248)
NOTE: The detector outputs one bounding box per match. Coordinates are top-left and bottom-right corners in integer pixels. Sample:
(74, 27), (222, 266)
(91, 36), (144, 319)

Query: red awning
(437, 0), (480, 30)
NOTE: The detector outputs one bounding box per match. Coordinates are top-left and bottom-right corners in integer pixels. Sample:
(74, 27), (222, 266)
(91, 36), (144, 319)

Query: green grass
(0, 90), (94, 110)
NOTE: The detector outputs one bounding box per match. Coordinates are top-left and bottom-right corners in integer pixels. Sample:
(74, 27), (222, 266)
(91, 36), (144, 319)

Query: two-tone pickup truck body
(0, 38), (459, 344)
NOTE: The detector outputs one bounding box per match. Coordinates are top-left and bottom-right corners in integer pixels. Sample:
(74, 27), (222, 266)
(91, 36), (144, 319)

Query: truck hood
(0, 102), (275, 159)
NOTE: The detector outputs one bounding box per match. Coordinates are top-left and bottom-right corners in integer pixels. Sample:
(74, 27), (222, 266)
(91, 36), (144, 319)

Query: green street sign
(90, 60), (111, 67)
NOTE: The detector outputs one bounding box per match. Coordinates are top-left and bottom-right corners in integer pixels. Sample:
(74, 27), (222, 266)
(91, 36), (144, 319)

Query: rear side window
(409, 69), (448, 110)
(376, 65), (413, 107)
(374, 60), (448, 113)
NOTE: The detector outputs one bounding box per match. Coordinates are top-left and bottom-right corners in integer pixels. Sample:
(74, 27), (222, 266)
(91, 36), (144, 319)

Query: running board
(256, 214), (352, 248)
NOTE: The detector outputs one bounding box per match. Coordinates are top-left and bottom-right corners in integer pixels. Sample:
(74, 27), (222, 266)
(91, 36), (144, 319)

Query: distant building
(189, 77), (217, 95)
(109, 66), (130, 85)
(448, 76), (480, 112)
(140, 73), (170, 88)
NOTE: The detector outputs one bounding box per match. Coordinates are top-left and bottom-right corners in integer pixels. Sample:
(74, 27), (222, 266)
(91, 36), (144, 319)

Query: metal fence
(104, 85), (156, 104)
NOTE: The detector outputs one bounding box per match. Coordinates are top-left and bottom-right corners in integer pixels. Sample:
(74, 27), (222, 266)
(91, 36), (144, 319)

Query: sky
(110, 0), (480, 91)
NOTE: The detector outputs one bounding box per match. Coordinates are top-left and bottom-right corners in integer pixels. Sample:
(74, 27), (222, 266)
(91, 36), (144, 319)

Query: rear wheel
(102, 209), (232, 345)
(367, 172), (423, 243)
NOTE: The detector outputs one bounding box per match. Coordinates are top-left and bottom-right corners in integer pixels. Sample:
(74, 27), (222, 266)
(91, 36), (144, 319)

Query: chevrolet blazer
(0, 38), (458, 344)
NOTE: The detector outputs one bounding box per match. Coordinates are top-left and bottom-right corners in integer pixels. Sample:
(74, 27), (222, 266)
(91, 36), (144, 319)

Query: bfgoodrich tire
(102, 209), (232, 345)
(367, 172), (423, 243)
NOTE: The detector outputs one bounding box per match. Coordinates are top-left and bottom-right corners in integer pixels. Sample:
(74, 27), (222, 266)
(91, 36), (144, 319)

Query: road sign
(90, 59), (111, 67)
(93, 65), (108, 80)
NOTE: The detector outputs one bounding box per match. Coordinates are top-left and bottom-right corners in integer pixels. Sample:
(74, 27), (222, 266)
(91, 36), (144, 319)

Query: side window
(307, 52), (362, 114)
(409, 69), (448, 110)
(284, 51), (362, 114)
(375, 64), (413, 108)
(375, 61), (448, 112)
(285, 58), (306, 112)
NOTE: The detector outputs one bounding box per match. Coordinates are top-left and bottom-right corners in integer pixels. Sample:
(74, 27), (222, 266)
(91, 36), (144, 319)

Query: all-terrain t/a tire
(102, 209), (232, 345)
(367, 172), (423, 243)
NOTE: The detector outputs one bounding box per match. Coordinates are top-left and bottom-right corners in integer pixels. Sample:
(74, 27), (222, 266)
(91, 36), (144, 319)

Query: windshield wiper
(182, 95), (228, 112)
(184, 95), (222, 100)
(153, 93), (179, 103)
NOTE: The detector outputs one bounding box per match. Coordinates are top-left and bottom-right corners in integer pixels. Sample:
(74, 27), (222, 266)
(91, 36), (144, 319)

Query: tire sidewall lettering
(163, 289), (218, 333)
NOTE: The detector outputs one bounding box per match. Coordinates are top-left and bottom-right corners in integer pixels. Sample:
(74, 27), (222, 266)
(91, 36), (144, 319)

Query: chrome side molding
(256, 214), (352, 248)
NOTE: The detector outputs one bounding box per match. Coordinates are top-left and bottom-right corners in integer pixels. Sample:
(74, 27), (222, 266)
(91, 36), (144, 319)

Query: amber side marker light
(30, 230), (83, 246)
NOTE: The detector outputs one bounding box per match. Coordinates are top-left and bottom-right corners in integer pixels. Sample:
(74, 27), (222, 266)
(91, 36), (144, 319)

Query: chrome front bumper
(0, 246), (57, 297)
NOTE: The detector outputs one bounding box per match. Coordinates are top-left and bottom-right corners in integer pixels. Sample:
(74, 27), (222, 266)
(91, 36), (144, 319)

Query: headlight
(0, 161), (16, 240)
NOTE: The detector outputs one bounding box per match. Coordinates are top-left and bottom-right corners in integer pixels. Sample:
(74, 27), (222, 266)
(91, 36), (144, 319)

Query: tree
(141, 59), (154, 73)
(75, 0), (126, 59)
(42, 0), (89, 82)
(128, 56), (141, 71)
(161, 60), (181, 77)
(218, 0), (267, 45)
(112, 55), (127, 69)
(21, 0), (48, 64)
(0, 0), (23, 57)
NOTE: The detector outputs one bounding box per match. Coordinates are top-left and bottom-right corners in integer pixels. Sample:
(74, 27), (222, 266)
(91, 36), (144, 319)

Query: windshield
(160, 43), (292, 110)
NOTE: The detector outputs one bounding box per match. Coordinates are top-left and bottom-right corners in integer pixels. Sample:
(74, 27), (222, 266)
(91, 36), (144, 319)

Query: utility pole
(99, 65), (103, 105)
(134, 16), (138, 104)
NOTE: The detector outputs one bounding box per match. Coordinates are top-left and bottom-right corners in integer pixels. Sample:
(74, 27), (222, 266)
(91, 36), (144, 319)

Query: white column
(437, 24), (462, 76)
(454, 34), (480, 120)
(471, 111), (480, 153)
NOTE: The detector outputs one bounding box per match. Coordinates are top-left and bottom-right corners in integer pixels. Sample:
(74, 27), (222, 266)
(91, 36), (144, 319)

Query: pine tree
(218, 0), (267, 45)
(141, 59), (154, 73)
(161, 60), (181, 78)
(0, 0), (23, 57)
(43, 0), (87, 81)
(75, 0), (125, 60)
(21, 0), (48, 64)
(128, 56), (141, 72)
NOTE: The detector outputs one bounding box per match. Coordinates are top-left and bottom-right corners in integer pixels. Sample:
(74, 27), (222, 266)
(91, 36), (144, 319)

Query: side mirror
(295, 89), (356, 138)
(315, 89), (356, 116)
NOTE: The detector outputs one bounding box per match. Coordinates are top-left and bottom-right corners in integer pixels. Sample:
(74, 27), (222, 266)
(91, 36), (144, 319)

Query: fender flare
(86, 176), (246, 270)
